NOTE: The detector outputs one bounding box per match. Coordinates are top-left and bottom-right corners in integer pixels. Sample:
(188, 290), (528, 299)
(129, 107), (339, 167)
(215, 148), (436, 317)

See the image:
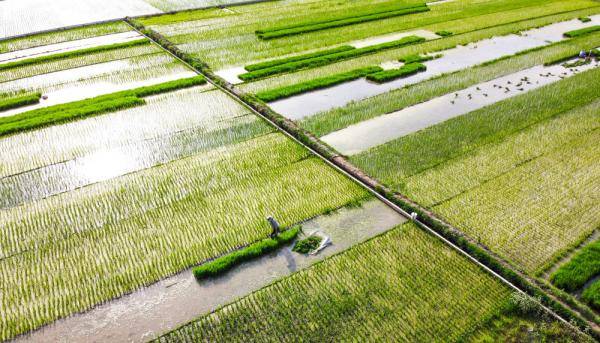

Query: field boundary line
(126, 18), (599, 339)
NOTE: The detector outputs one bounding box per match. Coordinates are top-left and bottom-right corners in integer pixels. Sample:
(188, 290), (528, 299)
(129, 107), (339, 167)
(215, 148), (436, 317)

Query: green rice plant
(564, 25), (600, 38)
(255, 66), (382, 102)
(291, 235), (322, 254)
(398, 53), (440, 63)
(0, 76), (205, 136)
(550, 240), (600, 292)
(0, 22), (131, 53)
(0, 93), (41, 112)
(256, 4), (430, 39)
(157, 223), (513, 341)
(244, 46), (356, 72)
(435, 30), (453, 37)
(0, 132), (369, 341)
(0, 39), (150, 72)
(579, 17), (592, 23)
(193, 226), (300, 280)
(582, 280), (600, 311)
(239, 36), (425, 81)
(365, 62), (426, 83)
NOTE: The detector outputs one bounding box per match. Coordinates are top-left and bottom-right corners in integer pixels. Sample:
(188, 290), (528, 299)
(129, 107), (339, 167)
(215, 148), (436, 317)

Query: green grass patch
(0, 93), (41, 112)
(244, 46), (356, 72)
(579, 17), (592, 23)
(239, 35), (425, 81)
(0, 39), (149, 72)
(564, 25), (600, 38)
(292, 235), (322, 254)
(0, 76), (205, 136)
(366, 62), (426, 83)
(398, 53), (440, 63)
(435, 30), (453, 37)
(256, 4), (430, 40)
(550, 240), (600, 292)
(256, 66), (382, 102)
(193, 226), (300, 280)
(582, 279), (600, 311)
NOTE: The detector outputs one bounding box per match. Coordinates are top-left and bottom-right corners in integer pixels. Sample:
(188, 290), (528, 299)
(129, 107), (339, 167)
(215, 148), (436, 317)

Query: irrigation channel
(268, 15), (600, 120)
(321, 57), (600, 155)
(16, 200), (405, 342)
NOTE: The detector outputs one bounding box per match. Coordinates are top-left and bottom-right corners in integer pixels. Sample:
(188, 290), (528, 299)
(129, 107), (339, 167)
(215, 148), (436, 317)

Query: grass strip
(0, 76), (205, 136)
(193, 226), (300, 280)
(0, 39), (149, 72)
(579, 17), (592, 23)
(436, 30), (453, 37)
(550, 240), (600, 292)
(256, 4), (429, 40)
(245, 46), (356, 72)
(0, 93), (41, 112)
(582, 280), (600, 311)
(239, 35), (426, 81)
(564, 25), (600, 38)
(256, 66), (382, 102)
(399, 53), (439, 63)
(366, 62), (426, 83)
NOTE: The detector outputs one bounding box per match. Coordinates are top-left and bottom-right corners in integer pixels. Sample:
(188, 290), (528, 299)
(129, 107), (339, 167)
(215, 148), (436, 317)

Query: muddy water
(16, 199), (406, 343)
(0, 31), (142, 63)
(321, 59), (599, 155)
(270, 15), (600, 120)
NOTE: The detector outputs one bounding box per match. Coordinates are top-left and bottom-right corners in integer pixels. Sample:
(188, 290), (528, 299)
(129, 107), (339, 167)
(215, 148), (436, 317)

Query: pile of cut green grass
(292, 235), (322, 254)
(0, 39), (149, 72)
(256, 3), (429, 39)
(564, 25), (600, 38)
(0, 76), (205, 137)
(239, 36), (425, 81)
(193, 227), (300, 280)
(366, 62), (426, 83)
(256, 66), (382, 102)
(245, 46), (355, 72)
(0, 93), (41, 112)
(550, 240), (600, 292)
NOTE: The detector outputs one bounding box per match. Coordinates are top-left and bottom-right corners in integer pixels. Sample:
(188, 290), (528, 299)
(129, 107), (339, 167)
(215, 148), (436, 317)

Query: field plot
(159, 223), (580, 342)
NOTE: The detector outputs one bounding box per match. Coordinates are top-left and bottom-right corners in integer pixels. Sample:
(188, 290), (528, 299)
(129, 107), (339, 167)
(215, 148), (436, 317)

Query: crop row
(550, 240), (600, 292)
(157, 222), (510, 341)
(0, 133), (369, 341)
(239, 35), (425, 81)
(365, 62), (426, 83)
(0, 76), (206, 137)
(256, 3), (430, 39)
(244, 46), (355, 72)
(564, 25), (600, 38)
(582, 280), (600, 310)
(0, 92), (40, 112)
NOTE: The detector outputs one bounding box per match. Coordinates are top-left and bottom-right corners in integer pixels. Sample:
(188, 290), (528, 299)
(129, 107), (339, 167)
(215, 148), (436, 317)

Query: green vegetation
(579, 17), (592, 22)
(0, 76), (206, 137)
(582, 280), (600, 310)
(239, 36), (425, 81)
(256, 66), (382, 102)
(291, 235), (322, 254)
(0, 93), (41, 112)
(193, 227), (300, 280)
(550, 240), (600, 292)
(399, 53), (440, 63)
(245, 46), (355, 72)
(256, 4), (430, 39)
(366, 62), (426, 83)
(0, 39), (149, 72)
(564, 25), (600, 38)
(352, 68), (600, 273)
(157, 223), (513, 341)
(435, 30), (453, 37)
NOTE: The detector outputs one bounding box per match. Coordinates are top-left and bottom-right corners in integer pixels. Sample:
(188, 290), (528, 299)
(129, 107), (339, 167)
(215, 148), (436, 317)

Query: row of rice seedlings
(0, 54), (190, 96)
(0, 87), (236, 178)
(0, 133), (369, 341)
(0, 43), (160, 82)
(301, 29), (600, 137)
(145, 0), (599, 70)
(157, 222), (511, 341)
(0, 22), (131, 53)
(238, 5), (600, 94)
(550, 239), (600, 292)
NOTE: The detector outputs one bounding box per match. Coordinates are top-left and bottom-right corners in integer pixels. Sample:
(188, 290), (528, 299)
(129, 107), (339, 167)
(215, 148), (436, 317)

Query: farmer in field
(579, 50), (587, 59)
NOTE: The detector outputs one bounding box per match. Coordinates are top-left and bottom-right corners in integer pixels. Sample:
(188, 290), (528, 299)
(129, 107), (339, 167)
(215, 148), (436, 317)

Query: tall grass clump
(366, 62), (426, 83)
(0, 93), (41, 112)
(550, 240), (600, 292)
(256, 4), (430, 39)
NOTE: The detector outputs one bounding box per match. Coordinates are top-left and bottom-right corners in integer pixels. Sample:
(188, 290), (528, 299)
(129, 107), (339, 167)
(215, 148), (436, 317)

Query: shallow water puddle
(270, 15), (600, 120)
(0, 31), (143, 64)
(321, 59), (600, 155)
(16, 199), (405, 343)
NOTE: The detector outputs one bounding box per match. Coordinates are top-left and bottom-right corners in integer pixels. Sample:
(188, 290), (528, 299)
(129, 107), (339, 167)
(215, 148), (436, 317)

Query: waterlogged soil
(16, 199), (406, 343)
(321, 58), (600, 155)
(0, 31), (142, 64)
(270, 15), (600, 120)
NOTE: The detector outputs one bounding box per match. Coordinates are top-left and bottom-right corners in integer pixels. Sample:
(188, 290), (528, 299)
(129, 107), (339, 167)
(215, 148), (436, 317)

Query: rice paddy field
(3, 0), (600, 341)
